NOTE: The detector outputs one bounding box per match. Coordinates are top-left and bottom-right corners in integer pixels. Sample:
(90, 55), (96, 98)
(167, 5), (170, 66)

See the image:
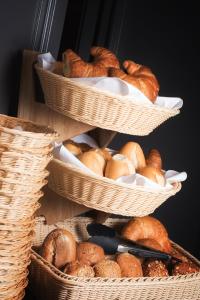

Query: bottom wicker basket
(29, 217), (200, 300)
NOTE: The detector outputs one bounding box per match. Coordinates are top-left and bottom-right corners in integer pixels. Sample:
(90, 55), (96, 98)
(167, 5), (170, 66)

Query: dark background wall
(0, 0), (199, 261)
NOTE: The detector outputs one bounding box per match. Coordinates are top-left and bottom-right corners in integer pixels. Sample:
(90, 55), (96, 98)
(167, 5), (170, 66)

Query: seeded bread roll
(143, 259), (169, 277)
(172, 261), (200, 276)
(64, 261), (95, 277)
(94, 259), (121, 278)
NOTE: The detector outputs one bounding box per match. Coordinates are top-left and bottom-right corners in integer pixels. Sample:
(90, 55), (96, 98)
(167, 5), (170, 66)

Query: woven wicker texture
(30, 217), (200, 300)
(35, 64), (180, 136)
(48, 159), (181, 216)
(0, 114), (58, 149)
(0, 114), (57, 300)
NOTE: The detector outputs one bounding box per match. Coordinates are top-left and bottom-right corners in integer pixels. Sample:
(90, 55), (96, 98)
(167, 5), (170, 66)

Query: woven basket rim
(35, 64), (180, 115)
(0, 113), (58, 138)
(32, 217), (200, 287)
(52, 158), (181, 196)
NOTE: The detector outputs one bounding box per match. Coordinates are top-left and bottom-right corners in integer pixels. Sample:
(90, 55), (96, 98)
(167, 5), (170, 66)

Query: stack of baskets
(0, 114), (57, 300)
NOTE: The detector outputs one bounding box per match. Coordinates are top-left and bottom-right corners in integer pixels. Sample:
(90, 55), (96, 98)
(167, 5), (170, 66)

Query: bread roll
(94, 259), (121, 278)
(105, 154), (135, 180)
(64, 261), (95, 277)
(119, 142), (146, 170)
(78, 149), (106, 176)
(146, 149), (162, 170)
(172, 261), (200, 276)
(41, 228), (76, 269)
(121, 216), (172, 253)
(77, 242), (105, 266)
(137, 166), (165, 186)
(63, 140), (82, 156)
(116, 253), (143, 277)
(143, 259), (169, 277)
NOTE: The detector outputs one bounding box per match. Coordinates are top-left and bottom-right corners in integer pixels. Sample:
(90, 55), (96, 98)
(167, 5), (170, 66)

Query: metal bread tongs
(87, 223), (181, 263)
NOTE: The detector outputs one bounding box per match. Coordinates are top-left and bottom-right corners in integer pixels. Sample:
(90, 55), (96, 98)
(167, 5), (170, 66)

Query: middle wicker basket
(48, 159), (181, 216)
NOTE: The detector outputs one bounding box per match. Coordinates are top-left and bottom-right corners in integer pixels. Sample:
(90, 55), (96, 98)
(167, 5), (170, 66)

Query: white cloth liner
(53, 133), (187, 191)
(37, 53), (183, 110)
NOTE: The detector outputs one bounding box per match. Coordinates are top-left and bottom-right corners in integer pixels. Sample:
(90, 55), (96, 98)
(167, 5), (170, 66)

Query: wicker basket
(0, 114), (58, 149)
(29, 217), (200, 300)
(48, 159), (181, 216)
(35, 64), (180, 136)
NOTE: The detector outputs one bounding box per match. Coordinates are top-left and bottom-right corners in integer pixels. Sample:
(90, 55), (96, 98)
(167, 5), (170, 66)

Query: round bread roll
(172, 261), (200, 276)
(146, 149), (162, 170)
(78, 149), (106, 176)
(121, 216), (172, 253)
(64, 261), (95, 277)
(116, 253), (143, 277)
(41, 228), (76, 269)
(77, 242), (105, 266)
(63, 140), (82, 156)
(137, 166), (165, 186)
(137, 239), (163, 251)
(94, 259), (121, 278)
(105, 154), (135, 180)
(119, 142), (146, 170)
(143, 259), (169, 277)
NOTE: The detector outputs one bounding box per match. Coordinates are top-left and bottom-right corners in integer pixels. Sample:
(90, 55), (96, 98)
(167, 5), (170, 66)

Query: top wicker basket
(35, 64), (180, 136)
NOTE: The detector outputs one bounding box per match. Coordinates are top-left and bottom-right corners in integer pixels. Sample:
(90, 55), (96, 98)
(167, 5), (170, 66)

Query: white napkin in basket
(53, 134), (187, 191)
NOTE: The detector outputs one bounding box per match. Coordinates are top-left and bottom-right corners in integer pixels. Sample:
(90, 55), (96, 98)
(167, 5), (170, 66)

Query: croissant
(146, 149), (162, 170)
(109, 60), (159, 102)
(63, 46), (120, 78)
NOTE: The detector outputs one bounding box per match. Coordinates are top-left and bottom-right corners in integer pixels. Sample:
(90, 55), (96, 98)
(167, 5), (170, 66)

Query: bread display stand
(17, 49), (200, 300)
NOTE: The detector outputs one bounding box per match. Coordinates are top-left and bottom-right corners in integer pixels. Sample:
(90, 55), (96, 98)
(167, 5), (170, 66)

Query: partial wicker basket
(29, 217), (200, 300)
(35, 64), (180, 136)
(0, 114), (58, 149)
(48, 159), (181, 216)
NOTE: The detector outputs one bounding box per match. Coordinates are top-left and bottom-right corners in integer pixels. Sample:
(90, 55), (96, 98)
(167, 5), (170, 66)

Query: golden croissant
(63, 46), (120, 78)
(109, 60), (159, 102)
